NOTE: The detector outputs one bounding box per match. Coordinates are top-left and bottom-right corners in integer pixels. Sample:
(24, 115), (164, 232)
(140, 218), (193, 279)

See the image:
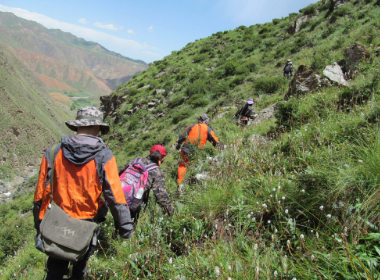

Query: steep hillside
(0, 11), (148, 106)
(2, 0), (380, 279)
(0, 42), (71, 170)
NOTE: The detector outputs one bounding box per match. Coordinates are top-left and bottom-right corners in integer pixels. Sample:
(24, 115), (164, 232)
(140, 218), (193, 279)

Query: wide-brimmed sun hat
(198, 114), (210, 124)
(65, 106), (110, 135)
(247, 98), (255, 105)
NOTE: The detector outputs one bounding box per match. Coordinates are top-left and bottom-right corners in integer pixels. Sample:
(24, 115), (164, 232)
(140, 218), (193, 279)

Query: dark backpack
(119, 158), (158, 212)
(284, 64), (292, 73)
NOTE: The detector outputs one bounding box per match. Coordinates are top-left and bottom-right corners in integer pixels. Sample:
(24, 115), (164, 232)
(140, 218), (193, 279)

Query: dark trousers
(45, 229), (99, 280)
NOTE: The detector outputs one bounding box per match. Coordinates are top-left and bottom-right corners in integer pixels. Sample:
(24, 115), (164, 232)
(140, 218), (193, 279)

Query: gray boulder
(287, 15), (317, 34)
(156, 89), (165, 94)
(323, 62), (349, 86)
(285, 65), (322, 100)
(250, 103), (277, 126)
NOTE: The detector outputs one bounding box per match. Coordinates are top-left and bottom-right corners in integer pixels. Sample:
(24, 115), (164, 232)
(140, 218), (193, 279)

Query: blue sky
(0, 0), (317, 63)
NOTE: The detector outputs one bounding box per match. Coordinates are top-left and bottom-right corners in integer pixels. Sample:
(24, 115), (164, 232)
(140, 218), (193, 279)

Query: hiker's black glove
(217, 143), (225, 150)
(175, 144), (181, 150)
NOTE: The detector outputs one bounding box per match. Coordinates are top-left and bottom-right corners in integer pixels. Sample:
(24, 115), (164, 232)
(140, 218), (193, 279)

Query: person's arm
(234, 105), (243, 118)
(33, 155), (48, 232)
(207, 126), (220, 147)
(176, 124), (195, 149)
(102, 155), (134, 238)
(149, 168), (175, 215)
(118, 159), (134, 176)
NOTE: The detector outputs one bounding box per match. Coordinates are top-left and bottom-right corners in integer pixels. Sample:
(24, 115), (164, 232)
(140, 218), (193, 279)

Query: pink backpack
(119, 158), (158, 211)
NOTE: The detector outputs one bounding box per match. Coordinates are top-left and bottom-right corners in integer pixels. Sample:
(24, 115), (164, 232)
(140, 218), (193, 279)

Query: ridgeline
(2, 0), (380, 278)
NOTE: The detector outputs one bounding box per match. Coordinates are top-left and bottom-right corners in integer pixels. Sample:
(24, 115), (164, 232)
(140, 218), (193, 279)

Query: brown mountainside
(0, 12), (148, 103)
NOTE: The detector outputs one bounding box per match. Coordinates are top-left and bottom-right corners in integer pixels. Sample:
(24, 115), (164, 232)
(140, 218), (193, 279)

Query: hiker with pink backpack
(115, 145), (175, 232)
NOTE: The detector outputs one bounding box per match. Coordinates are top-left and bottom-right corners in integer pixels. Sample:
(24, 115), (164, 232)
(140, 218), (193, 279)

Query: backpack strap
(49, 144), (60, 205)
(145, 163), (159, 172)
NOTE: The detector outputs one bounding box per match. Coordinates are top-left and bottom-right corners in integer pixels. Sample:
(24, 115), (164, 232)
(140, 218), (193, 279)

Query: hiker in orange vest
(175, 114), (222, 189)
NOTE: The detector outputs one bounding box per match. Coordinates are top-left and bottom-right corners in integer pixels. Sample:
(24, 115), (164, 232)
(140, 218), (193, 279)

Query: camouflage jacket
(119, 156), (175, 215)
(235, 104), (255, 119)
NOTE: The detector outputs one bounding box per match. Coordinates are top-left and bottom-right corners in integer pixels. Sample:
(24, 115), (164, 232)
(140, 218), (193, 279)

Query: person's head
(247, 98), (254, 106)
(198, 114), (209, 124)
(150, 145), (166, 165)
(287, 59), (291, 63)
(65, 106), (110, 136)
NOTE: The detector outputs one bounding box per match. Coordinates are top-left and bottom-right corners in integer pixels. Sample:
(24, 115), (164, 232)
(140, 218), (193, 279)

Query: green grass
(3, 0), (380, 279)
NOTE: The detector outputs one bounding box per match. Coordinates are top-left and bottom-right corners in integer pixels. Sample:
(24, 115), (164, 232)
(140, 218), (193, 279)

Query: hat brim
(65, 120), (110, 135)
(247, 101), (254, 104)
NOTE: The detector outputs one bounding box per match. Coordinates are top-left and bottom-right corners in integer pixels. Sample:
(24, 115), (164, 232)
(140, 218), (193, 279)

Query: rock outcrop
(285, 65), (322, 100)
(323, 62), (349, 86)
(248, 135), (268, 146)
(250, 103), (277, 126)
(287, 15), (317, 34)
(344, 43), (371, 74)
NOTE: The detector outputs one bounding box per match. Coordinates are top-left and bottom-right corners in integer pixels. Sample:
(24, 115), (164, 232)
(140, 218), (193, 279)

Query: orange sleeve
(210, 130), (220, 143)
(34, 156), (48, 202)
(104, 156), (127, 204)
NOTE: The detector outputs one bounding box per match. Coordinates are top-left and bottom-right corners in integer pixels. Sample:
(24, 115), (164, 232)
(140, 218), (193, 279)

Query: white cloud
(127, 29), (137, 35)
(78, 18), (88, 24)
(148, 25), (153, 33)
(93, 22), (122, 31)
(0, 4), (161, 62)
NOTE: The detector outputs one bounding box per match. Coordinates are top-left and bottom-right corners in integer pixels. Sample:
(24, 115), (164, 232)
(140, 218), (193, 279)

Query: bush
(230, 75), (245, 88)
(193, 53), (208, 63)
(259, 27), (271, 34)
(224, 60), (238, 76)
(330, 6), (350, 23)
(169, 94), (185, 108)
(254, 76), (287, 94)
(246, 62), (257, 73)
(172, 108), (193, 124)
(300, 4), (317, 16)
(187, 94), (208, 108)
(189, 70), (206, 83)
(213, 81), (229, 95)
(272, 18), (281, 25)
(199, 45), (213, 54)
(185, 79), (208, 96)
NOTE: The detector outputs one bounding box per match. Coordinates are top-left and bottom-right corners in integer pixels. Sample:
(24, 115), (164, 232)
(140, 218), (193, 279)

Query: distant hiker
(117, 145), (175, 227)
(283, 59), (294, 81)
(175, 114), (223, 189)
(33, 106), (133, 280)
(233, 98), (256, 126)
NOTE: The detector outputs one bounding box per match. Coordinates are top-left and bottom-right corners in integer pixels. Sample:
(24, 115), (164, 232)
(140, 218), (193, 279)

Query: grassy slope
(0, 42), (72, 171)
(2, 0), (380, 279)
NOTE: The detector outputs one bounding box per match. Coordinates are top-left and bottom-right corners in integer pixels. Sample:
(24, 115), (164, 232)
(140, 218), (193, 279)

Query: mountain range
(0, 11), (148, 107)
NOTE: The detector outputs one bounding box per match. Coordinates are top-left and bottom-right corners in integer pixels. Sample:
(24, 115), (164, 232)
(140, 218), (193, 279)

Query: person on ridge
(175, 114), (222, 189)
(283, 59), (294, 81)
(117, 145), (175, 227)
(33, 106), (133, 280)
(233, 98), (256, 126)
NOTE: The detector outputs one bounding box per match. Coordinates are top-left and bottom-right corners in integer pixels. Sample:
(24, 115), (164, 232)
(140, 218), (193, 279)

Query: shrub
(224, 60), (238, 76)
(230, 75), (245, 88)
(300, 4), (317, 16)
(193, 53), (208, 63)
(199, 45), (213, 54)
(187, 94), (208, 108)
(246, 62), (257, 73)
(176, 70), (187, 81)
(172, 108), (193, 124)
(272, 18), (281, 25)
(185, 79), (208, 96)
(259, 27), (271, 34)
(254, 76), (287, 94)
(128, 88), (138, 96)
(169, 94), (185, 108)
(213, 81), (229, 95)
(235, 66), (249, 76)
(330, 6), (350, 23)
(189, 70), (206, 83)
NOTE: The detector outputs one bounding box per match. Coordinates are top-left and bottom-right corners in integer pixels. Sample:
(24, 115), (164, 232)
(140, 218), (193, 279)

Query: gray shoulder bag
(37, 144), (100, 262)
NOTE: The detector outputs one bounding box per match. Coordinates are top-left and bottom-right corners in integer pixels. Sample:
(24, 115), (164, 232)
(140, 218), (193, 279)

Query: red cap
(150, 145), (166, 158)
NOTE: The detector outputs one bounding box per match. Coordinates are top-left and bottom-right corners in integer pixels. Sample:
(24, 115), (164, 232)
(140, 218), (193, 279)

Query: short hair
(150, 150), (163, 164)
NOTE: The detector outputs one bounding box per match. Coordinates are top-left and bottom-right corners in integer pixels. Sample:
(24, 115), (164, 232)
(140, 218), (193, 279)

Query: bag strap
(49, 144), (59, 205)
(145, 163), (159, 172)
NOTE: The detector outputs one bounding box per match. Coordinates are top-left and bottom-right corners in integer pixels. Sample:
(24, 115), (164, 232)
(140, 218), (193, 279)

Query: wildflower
(285, 209), (288, 214)
(268, 220), (271, 224)
(278, 185), (281, 190)
(287, 240), (291, 246)
(274, 270), (278, 277)
(300, 234), (304, 240)
(301, 189), (305, 193)
(311, 255), (315, 261)
(254, 243), (258, 251)
(327, 214), (332, 218)
(282, 196), (285, 200)
(247, 214), (251, 218)
(262, 203), (267, 208)
(319, 206), (324, 210)
(170, 229), (173, 233)
(215, 266), (220, 277)
(316, 232), (319, 238)
(252, 217), (256, 222)
(311, 230), (314, 233)
(270, 195), (273, 198)
(213, 249), (216, 254)
(169, 243), (171, 248)
(272, 188), (276, 192)
(228, 265), (231, 271)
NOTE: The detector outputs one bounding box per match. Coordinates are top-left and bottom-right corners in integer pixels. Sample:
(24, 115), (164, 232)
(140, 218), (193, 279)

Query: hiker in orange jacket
(33, 106), (133, 280)
(175, 114), (222, 188)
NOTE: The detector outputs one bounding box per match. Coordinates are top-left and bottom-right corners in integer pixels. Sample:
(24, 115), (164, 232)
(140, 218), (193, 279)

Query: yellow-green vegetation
(2, 0), (380, 279)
